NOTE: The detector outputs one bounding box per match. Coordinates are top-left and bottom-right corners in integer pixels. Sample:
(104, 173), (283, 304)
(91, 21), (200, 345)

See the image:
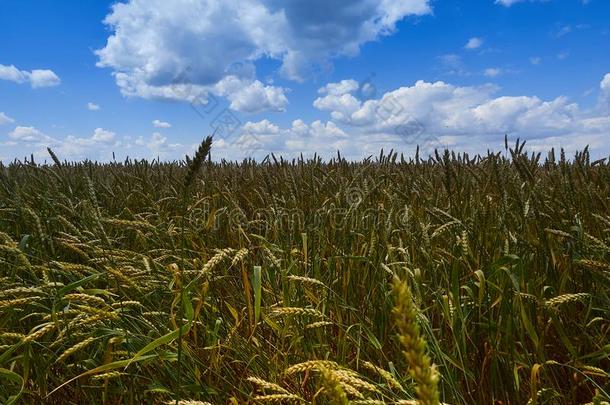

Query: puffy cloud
(0, 64), (60, 88)
(3, 126), (122, 161)
(465, 37), (483, 50)
(95, 0), (431, 106)
(313, 93), (361, 122)
(530, 57), (541, 65)
(28, 70), (61, 88)
(313, 78), (591, 139)
(153, 119), (171, 128)
(135, 133), (185, 155)
(0, 112), (14, 125)
(313, 79), (362, 120)
(90, 128), (116, 143)
(6, 74), (610, 162)
(52, 128), (118, 160)
(230, 118), (348, 158)
(318, 79), (360, 96)
(242, 119), (280, 135)
(0, 65), (25, 83)
(214, 77), (288, 113)
(220, 73), (610, 160)
(87, 102), (101, 111)
(9, 126), (56, 143)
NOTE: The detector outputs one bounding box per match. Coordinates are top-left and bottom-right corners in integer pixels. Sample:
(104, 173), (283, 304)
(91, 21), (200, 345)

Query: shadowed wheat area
(0, 142), (609, 404)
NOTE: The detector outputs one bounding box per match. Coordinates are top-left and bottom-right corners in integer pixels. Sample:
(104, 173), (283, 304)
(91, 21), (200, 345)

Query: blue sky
(1, 0), (609, 162)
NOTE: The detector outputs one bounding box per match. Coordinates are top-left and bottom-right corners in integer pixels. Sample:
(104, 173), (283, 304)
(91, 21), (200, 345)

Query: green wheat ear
(392, 277), (440, 405)
(183, 135), (213, 190)
(47, 147), (62, 168)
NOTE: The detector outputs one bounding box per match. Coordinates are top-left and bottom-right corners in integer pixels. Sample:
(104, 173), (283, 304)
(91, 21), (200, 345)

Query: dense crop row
(0, 140), (609, 404)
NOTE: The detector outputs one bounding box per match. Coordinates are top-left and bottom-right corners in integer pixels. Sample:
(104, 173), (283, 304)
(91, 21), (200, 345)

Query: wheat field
(0, 139), (609, 404)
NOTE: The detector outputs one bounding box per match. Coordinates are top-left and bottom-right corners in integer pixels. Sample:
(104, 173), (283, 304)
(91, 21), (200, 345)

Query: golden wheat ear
(183, 135), (213, 190)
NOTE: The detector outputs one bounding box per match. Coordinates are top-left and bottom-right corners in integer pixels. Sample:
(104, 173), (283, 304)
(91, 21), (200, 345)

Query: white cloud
(3, 126), (122, 161)
(214, 77), (288, 114)
(465, 37), (483, 50)
(242, 119), (280, 135)
(90, 128), (116, 143)
(312, 78), (592, 138)
(495, 0), (530, 6)
(318, 79), (360, 96)
(495, 0), (563, 6)
(53, 128), (118, 160)
(146, 132), (183, 154)
(530, 57), (541, 65)
(87, 102), (101, 111)
(0, 112), (14, 125)
(600, 73), (610, 96)
(28, 70), (61, 88)
(312, 79), (365, 121)
(0, 64), (60, 88)
(0, 65), (25, 83)
(9, 126), (56, 143)
(600, 73), (610, 111)
(557, 51), (570, 60)
(6, 74), (610, 162)
(153, 119), (172, 128)
(220, 73), (610, 160)
(555, 24), (572, 38)
(230, 118), (349, 158)
(95, 0), (431, 107)
(484, 68), (502, 78)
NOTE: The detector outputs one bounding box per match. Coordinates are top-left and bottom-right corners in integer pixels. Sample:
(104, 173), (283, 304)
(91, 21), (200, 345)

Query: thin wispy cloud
(0, 112), (14, 125)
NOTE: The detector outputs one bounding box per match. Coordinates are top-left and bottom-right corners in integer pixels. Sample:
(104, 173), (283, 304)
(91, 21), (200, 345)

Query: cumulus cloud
(6, 74), (610, 162)
(221, 73), (610, 160)
(136, 132), (185, 156)
(0, 112), (14, 125)
(0, 64), (60, 88)
(313, 81), (362, 121)
(3, 126), (123, 161)
(229, 118), (349, 158)
(153, 119), (172, 128)
(87, 102), (101, 111)
(465, 37), (483, 50)
(9, 126), (57, 144)
(214, 77), (289, 113)
(313, 79), (589, 137)
(95, 0), (431, 108)
(90, 128), (116, 143)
